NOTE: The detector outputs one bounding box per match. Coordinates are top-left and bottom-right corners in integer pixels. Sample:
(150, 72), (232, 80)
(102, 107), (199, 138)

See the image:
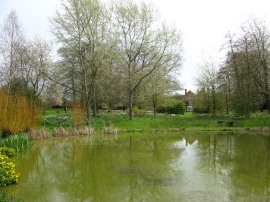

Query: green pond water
(1, 132), (270, 201)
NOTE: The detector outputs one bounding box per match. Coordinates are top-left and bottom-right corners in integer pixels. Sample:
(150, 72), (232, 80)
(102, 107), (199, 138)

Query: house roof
(180, 90), (195, 101)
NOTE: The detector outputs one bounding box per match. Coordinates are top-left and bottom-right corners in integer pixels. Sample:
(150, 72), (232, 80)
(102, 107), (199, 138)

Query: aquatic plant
(0, 154), (19, 187)
(0, 133), (30, 152)
(28, 128), (52, 140)
(73, 127), (94, 136)
(54, 127), (70, 137)
(99, 127), (122, 135)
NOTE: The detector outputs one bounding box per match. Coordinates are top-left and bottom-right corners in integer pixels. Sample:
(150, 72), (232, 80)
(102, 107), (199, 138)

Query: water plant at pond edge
(0, 154), (19, 187)
(0, 134), (30, 152)
(29, 126), (122, 140)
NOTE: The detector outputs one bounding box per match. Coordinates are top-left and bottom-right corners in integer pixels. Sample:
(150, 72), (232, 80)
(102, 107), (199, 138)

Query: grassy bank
(40, 110), (270, 133)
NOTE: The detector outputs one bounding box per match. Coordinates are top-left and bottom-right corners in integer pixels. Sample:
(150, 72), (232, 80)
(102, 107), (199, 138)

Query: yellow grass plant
(0, 91), (39, 136)
(71, 101), (86, 128)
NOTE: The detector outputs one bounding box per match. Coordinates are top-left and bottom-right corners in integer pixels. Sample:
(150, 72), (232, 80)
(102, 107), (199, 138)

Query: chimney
(185, 89), (187, 95)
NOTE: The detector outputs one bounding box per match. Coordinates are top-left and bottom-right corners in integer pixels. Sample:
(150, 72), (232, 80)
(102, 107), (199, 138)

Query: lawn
(39, 110), (270, 133)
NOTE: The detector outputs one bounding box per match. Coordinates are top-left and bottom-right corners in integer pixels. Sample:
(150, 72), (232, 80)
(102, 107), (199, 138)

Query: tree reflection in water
(1, 133), (270, 201)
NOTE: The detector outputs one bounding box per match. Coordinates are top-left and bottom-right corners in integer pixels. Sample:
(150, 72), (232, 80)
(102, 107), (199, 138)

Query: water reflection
(1, 133), (270, 201)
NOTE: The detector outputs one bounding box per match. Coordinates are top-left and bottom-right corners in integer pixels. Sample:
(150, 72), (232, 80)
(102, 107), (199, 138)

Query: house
(180, 89), (195, 112)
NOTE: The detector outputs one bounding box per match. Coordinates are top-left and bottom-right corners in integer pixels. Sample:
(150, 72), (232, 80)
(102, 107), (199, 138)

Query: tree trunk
(92, 83), (97, 117)
(225, 92), (229, 115)
(86, 94), (92, 125)
(128, 93), (133, 120)
(152, 94), (157, 116)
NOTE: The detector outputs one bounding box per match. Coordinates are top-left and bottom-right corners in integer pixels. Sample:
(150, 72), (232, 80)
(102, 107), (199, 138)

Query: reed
(28, 128), (52, 140)
(99, 127), (122, 135)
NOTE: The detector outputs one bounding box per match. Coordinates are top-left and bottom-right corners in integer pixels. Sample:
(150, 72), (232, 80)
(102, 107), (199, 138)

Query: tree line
(194, 17), (270, 117)
(0, 0), (183, 123)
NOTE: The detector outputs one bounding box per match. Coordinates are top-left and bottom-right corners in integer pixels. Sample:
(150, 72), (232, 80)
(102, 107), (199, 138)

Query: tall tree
(222, 18), (270, 115)
(195, 57), (219, 115)
(113, 0), (182, 120)
(22, 37), (52, 99)
(244, 18), (270, 113)
(50, 0), (110, 123)
(0, 10), (25, 94)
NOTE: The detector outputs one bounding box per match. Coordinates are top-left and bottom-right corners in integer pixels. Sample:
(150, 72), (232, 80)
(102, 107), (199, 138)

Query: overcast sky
(1, 0), (270, 93)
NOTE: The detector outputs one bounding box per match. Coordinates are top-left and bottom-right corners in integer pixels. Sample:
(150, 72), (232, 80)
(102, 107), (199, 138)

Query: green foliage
(0, 147), (16, 158)
(0, 193), (23, 202)
(157, 99), (186, 114)
(132, 106), (145, 115)
(0, 134), (30, 152)
(42, 115), (73, 129)
(193, 106), (209, 114)
(0, 154), (19, 187)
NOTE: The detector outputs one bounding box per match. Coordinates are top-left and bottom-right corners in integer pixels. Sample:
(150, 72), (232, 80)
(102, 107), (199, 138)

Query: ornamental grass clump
(28, 128), (52, 140)
(0, 154), (19, 187)
(71, 101), (86, 128)
(0, 91), (40, 136)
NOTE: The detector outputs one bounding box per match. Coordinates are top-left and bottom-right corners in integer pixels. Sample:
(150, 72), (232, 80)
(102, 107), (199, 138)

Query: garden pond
(1, 132), (270, 201)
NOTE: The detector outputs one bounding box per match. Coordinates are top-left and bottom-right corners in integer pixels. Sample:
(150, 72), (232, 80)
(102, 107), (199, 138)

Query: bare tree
(113, 0), (182, 120)
(244, 18), (270, 113)
(222, 18), (270, 116)
(195, 57), (219, 115)
(20, 37), (52, 99)
(0, 10), (25, 94)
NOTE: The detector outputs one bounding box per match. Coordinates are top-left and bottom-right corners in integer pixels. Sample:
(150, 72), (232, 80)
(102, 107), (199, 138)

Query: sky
(1, 0), (270, 93)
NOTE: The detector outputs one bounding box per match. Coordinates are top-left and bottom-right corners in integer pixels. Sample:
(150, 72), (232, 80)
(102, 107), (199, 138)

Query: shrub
(133, 106), (145, 115)
(157, 101), (186, 115)
(0, 154), (19, 187)
(0, 91), (39, 136)
(0, 147), (16, 158)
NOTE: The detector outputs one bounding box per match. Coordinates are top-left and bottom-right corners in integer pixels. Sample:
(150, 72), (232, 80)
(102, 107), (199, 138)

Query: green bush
(0, 154), (19, 187)
(0, 147), (16, 158)
(133, 106), (145, 115)
(157, 101), (186, 114)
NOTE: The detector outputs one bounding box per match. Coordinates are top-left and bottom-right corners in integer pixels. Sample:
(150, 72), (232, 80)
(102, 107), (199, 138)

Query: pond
(1, 132), (270, 201)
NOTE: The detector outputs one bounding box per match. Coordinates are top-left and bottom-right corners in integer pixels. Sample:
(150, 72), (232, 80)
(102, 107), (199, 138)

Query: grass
(39, 110), (270, 134)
